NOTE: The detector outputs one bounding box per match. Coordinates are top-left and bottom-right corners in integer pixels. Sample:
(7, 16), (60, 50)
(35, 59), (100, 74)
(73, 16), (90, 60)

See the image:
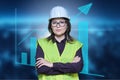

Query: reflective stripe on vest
(37, 38), (83, 80)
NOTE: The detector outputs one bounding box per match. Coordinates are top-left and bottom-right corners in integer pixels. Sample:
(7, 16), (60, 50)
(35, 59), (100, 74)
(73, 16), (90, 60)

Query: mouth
(56, 29), (61, 32)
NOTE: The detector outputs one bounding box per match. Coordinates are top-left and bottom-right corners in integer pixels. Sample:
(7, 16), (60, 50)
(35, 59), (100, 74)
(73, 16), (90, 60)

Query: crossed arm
(35, 45), (83, 75)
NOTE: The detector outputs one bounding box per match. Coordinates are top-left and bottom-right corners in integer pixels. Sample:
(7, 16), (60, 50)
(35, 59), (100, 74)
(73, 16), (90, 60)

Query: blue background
(0, 0), (120, 79)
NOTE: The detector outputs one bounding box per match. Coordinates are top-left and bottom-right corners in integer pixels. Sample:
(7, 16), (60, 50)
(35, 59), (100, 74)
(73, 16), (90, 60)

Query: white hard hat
(49, 6), (70, 20)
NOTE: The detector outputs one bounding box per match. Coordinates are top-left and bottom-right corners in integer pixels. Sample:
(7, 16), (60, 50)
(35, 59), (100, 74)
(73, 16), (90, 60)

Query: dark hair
(47, 17), (74, 43)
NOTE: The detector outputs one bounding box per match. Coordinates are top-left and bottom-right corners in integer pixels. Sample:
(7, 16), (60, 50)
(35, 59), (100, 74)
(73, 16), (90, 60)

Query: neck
(55, 35), (65, 42)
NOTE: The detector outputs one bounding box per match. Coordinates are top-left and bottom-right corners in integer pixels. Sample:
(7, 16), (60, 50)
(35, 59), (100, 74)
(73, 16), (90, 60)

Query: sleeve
(36, 43), (83, 75)
(36, 44), (50, 74)
(36, 43), (62, 75)
(52, 48), (83, 73)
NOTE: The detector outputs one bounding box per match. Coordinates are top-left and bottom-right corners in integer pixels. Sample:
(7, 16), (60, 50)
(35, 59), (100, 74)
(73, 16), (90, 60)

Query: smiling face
(51, 18), (67, 36)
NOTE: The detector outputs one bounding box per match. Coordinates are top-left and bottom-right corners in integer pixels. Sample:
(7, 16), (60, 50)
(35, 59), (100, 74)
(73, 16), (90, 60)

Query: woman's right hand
(36, 57), (53, 68)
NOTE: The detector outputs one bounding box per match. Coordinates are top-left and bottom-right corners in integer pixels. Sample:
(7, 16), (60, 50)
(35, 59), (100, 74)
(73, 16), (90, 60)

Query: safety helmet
(49, 6), (70, 20)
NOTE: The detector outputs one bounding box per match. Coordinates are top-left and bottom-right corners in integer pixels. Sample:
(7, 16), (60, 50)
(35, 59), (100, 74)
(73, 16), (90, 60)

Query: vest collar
(54, 37), (66, 43)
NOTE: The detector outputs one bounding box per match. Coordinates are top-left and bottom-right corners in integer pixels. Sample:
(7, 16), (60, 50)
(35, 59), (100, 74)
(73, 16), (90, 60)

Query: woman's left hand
(71, 56), (81, 63)
(36, 58), (53, 68)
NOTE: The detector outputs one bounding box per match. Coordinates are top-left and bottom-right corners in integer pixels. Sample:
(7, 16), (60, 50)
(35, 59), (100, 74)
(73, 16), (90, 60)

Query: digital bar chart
(21, 52), (27, 64)
(19, 37), (37, 66)
(78, 21), (88, 73)
(30, 37), (37, 66)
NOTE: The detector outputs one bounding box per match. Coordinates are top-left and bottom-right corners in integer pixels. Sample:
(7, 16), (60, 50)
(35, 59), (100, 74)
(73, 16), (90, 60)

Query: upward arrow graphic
(78, 3), (93, 15)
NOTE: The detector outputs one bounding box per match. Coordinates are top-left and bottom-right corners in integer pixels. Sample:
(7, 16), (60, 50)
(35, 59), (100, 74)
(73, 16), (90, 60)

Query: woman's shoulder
(37, 38), (49, 46)
(37, 38), (48, 43)
(38, 38), (47, 41)
(72, 39), (83, 47)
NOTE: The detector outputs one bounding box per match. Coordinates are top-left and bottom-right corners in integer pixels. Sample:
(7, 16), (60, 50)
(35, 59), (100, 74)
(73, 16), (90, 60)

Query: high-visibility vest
(37, 38), (83, 80)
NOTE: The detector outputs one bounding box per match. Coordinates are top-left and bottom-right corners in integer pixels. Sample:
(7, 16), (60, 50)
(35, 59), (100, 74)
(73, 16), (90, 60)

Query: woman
(36, 6), (83, 80)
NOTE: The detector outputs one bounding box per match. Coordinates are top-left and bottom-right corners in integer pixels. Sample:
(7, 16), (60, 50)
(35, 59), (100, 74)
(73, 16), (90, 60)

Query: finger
(79, 57), (81, 61)
(74, 57), (81, 63)
(36, 60), (42, 64)
(74, 56), (78, 60)
(75, 56), (80, 59)
(74, 56), (79, 59)
(76, 56), (79, 58)
(37, 58), (43, 60)
(36, 58), (44, 64)
(74, 56), (78, 58)
(36, 60), (40, 64)
(38, 63), (44, 68)
(76, 57), (81, 62)
(36, 59), (44, 66)
(76, 56), (80, 59)
(36, 61), (43, 67)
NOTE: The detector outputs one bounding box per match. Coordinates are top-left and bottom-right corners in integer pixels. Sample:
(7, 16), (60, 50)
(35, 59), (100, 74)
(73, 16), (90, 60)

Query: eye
(60, 21), (65, 24)
(52, 21), (57, 24)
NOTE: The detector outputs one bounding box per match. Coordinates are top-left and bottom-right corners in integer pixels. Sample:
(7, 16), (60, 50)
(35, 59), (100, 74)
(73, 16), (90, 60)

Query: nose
(56, 23), (60, 28)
